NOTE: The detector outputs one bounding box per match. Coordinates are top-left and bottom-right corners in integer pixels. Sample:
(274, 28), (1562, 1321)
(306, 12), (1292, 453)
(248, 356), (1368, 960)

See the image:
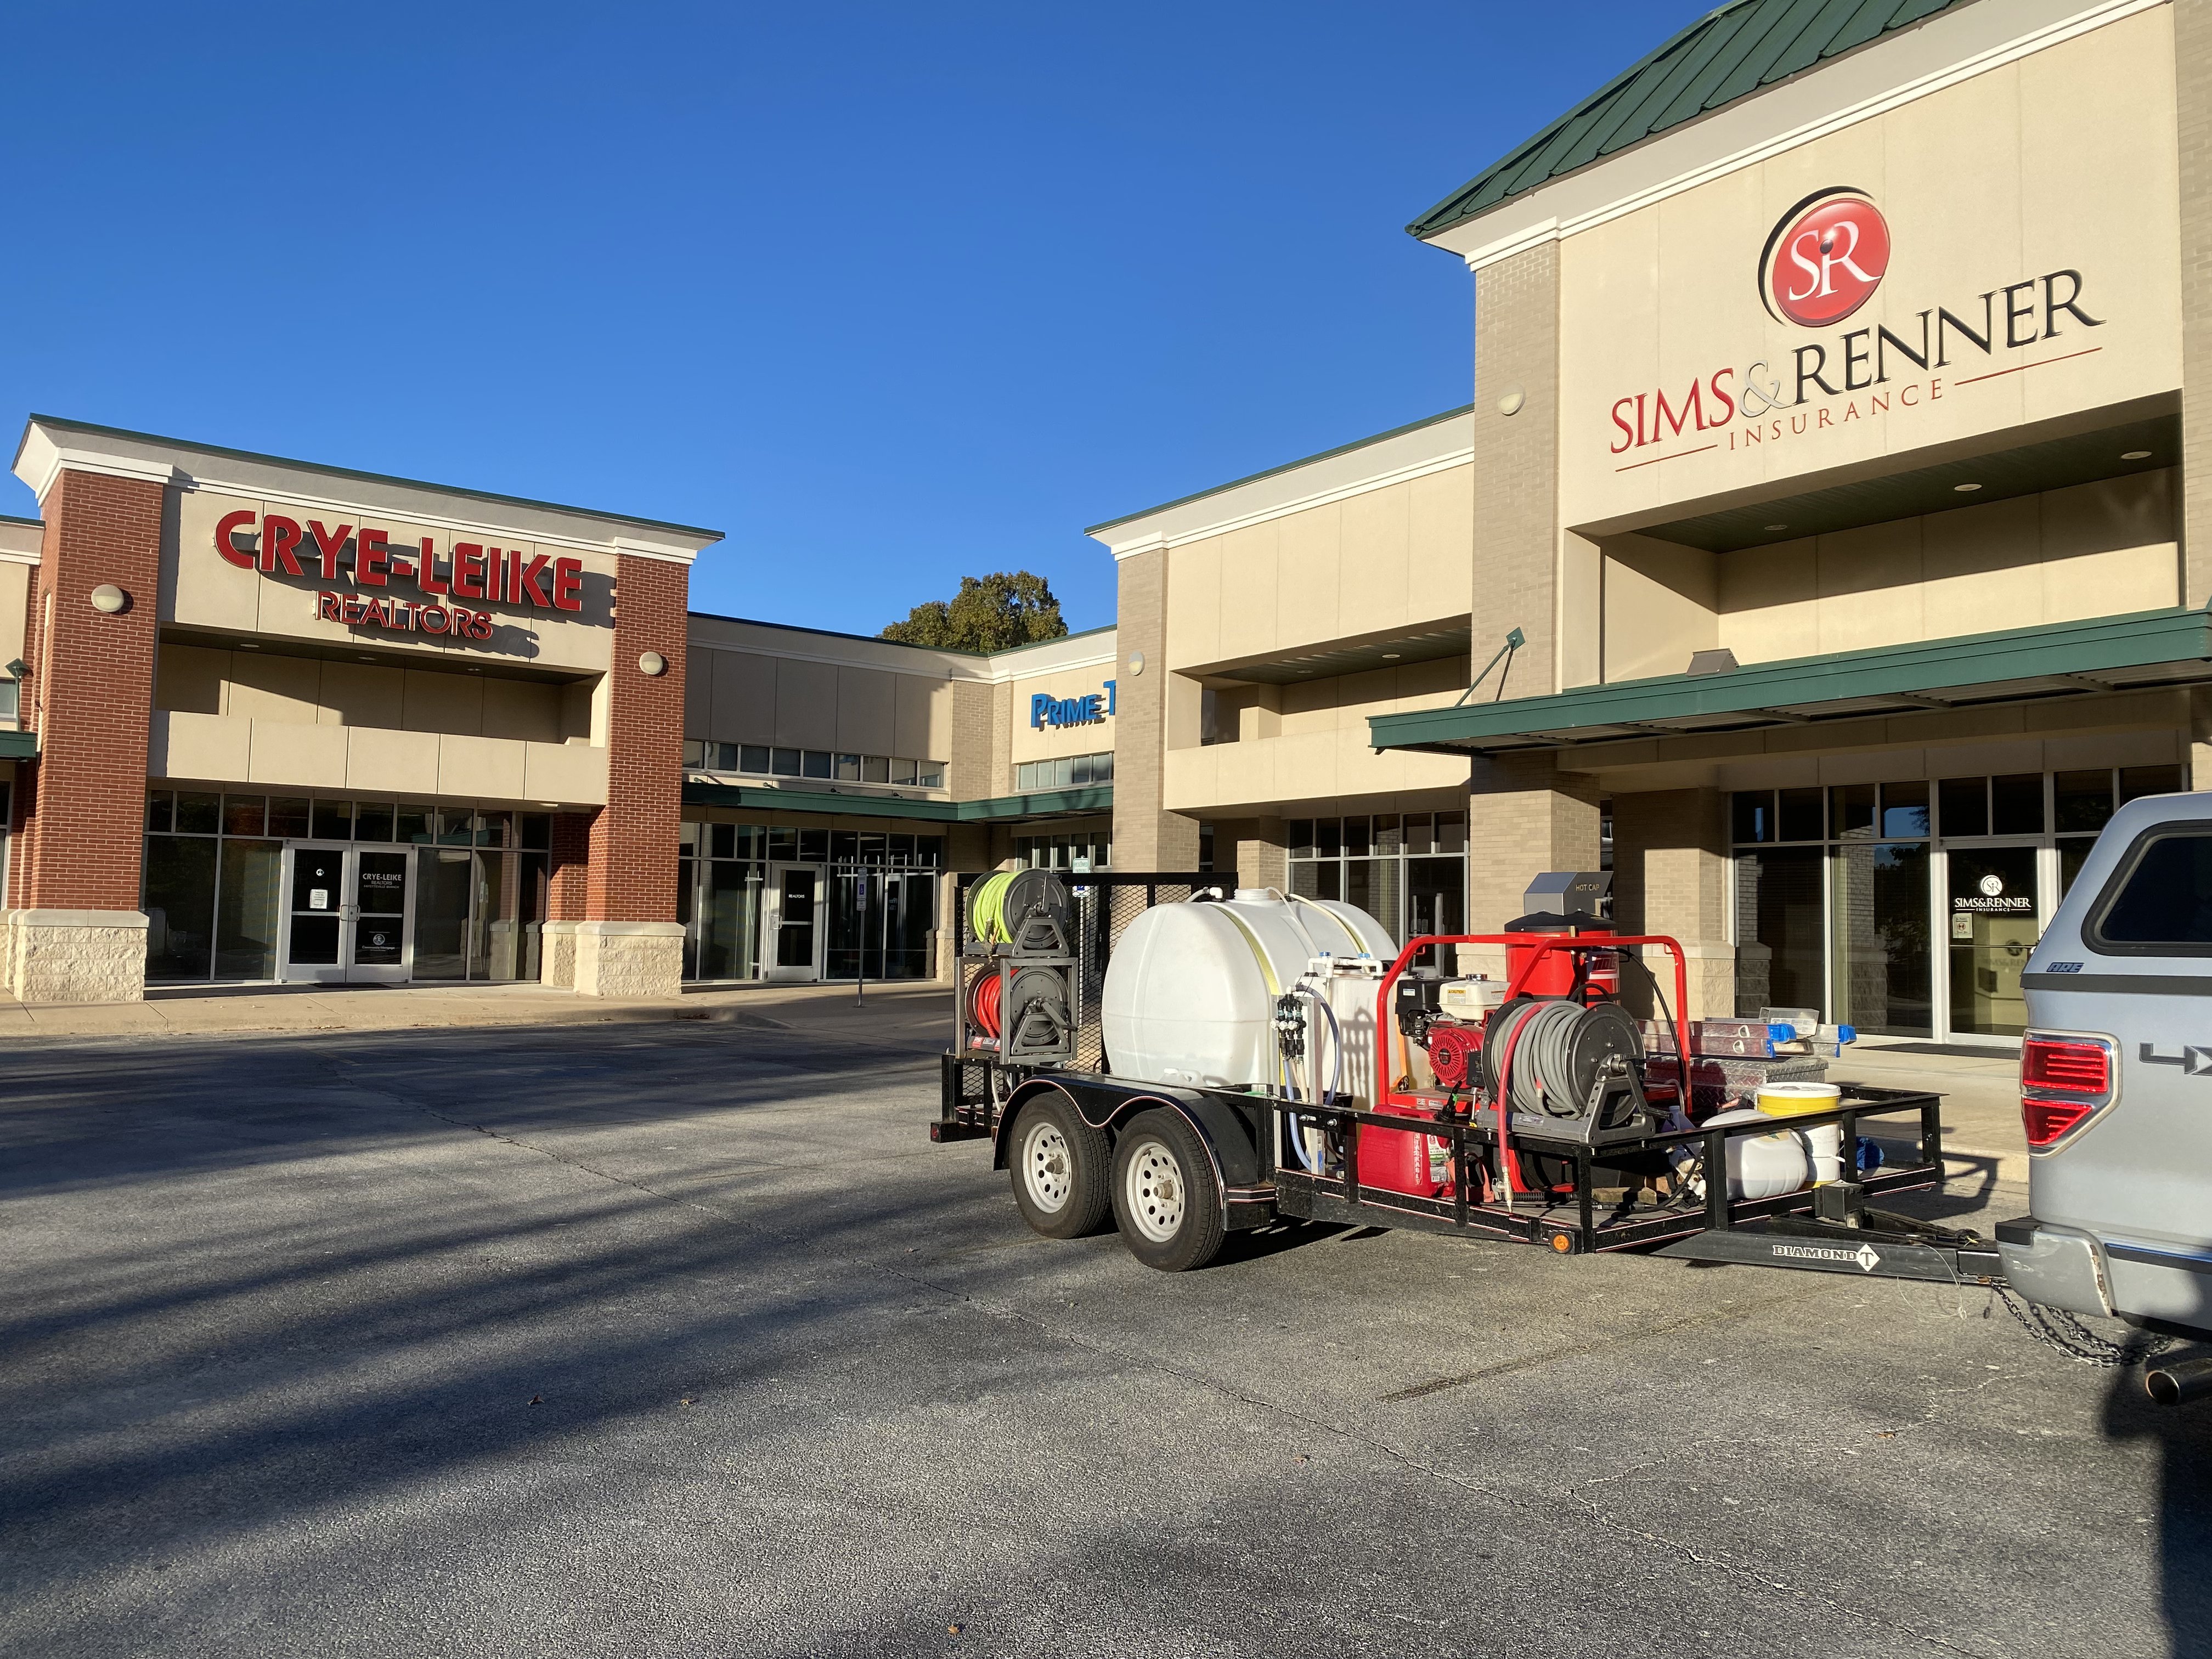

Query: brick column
(5, 469), (165, 1002)
(1464, 752), (1602, 979)
(574, 552), (689, 997)
(539, 809), (595, 988)
(1609, 787), (1733, 1019)
(1109, 542), (1201, 870)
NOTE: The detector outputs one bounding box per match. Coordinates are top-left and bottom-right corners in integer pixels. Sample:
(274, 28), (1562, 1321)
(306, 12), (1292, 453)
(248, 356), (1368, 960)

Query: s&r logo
(1759, 187), (1891, 329)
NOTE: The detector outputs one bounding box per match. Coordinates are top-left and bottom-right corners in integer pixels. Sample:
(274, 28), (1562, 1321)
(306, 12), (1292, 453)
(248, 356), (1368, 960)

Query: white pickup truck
(1997, 791), (2212, 1387)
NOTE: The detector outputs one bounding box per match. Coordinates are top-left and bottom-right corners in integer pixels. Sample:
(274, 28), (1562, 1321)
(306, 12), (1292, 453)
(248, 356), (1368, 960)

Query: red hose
(970, 970), (1002, 1039)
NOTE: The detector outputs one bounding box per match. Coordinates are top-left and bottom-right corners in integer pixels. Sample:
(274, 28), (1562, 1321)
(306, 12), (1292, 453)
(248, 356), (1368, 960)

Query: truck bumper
(1995, 1217), (2113, 1318)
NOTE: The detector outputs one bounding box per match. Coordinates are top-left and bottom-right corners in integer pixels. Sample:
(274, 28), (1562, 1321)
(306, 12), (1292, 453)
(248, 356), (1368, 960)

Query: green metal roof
(1407, 0), (1963, 243)
(1369, 607), (2212, 755)
(682, 781), (1110, 822)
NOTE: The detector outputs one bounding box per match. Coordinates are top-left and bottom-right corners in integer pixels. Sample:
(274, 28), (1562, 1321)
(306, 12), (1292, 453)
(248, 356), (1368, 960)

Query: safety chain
(1989, 1286), (2172, 1369)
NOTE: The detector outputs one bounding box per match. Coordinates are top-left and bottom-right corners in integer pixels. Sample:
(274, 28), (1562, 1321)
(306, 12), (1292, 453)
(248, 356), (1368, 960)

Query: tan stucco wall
(149, 710), (608, 805)
(682, 644), (955, 766)
(0, 560), (31, 677)
(1598, 470), (2182, 681)
(1006, 660), (1117, 764)
(172, 490), (622, 675)
(1164, 657), (1470, 815)
(1161, 462), (1474, 676)
(1557, 7), (2183, 531)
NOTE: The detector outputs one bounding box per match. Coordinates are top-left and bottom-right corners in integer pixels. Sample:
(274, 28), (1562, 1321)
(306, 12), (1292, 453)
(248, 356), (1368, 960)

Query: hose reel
(966, 962), (1073, 1064)
(1478, 997), (1653, 1139)
(968, 869), (1073, 955)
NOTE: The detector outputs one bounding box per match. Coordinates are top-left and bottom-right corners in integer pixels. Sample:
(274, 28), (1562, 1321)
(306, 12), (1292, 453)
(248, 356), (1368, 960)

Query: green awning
(0, 730), (38, 760)
(1369, 607), (2212, 757)
(682, 781), (1110, 823)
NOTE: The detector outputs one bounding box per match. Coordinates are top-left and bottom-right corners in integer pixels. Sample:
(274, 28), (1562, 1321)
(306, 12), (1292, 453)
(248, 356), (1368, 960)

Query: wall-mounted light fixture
(90, 584), (126, 613)
(638, 651), (668, 676)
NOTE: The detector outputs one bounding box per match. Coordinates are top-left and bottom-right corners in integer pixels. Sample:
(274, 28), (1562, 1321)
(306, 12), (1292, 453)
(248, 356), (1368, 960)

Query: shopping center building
(1, 0), (2203, 1047)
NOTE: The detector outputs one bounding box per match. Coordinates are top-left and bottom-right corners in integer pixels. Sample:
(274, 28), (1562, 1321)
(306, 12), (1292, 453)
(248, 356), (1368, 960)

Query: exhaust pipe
(2145, 1356), (2212, 1407)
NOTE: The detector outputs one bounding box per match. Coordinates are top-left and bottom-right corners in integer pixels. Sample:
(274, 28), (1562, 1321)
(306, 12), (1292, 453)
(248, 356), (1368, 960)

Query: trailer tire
(1008, 1095), (1111, 1239)
(1110, 1109), (1226, 1272)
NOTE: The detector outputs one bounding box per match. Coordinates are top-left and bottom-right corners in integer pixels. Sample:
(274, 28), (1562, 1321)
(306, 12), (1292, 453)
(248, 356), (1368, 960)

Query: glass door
(350, 849), (413, 984)
(282, 844), (415, 984)
(762, 864), (821, 981)
(281, 843), (350, 983)
(1939, 842), (2043, 1042)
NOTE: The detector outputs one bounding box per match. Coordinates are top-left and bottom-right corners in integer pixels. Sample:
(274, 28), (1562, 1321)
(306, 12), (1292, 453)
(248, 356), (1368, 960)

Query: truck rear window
(2094, 829), (2212, 948)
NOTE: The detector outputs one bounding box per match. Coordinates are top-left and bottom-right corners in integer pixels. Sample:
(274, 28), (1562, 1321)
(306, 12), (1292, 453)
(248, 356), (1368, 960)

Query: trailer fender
(992, 1077), (1263, 1195)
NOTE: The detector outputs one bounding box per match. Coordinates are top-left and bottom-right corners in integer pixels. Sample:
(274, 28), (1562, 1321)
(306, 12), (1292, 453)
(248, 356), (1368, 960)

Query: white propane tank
(1101, 889), (1397, 1100)
(1705, 1107), (1812, 1199)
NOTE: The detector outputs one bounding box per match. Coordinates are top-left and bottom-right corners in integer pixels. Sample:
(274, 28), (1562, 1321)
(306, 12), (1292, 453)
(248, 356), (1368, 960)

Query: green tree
(880, 571), (1069, 652)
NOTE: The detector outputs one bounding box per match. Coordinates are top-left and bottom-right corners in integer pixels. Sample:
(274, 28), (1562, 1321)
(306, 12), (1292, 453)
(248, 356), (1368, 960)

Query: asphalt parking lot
(1, 1013), (2205, 1659)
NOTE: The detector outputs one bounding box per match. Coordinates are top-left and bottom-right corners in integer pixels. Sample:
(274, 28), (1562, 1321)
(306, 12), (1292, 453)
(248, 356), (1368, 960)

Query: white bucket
(1757, 1084), (1846, 1183)
(1706, 1107), (1812, 1199)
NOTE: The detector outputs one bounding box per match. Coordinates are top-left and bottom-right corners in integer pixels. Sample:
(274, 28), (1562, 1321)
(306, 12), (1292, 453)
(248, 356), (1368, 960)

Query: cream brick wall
(1112, 548), (1200, 870)
(1465, 753), (1603, 975)
(2180, 0), (2212, 604)
(1472, 241), (1566, 695)
(1610, 788), (1733, 1019)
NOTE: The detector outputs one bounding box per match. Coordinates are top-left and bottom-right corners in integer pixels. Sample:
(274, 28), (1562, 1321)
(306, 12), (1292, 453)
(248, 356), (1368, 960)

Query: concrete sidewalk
(0, 978), (955, 1046)
(1833, 1039), (2027, 1187)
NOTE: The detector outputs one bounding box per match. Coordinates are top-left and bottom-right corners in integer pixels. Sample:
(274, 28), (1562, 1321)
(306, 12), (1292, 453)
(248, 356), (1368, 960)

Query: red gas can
(1358, 1101), (1452, 1198)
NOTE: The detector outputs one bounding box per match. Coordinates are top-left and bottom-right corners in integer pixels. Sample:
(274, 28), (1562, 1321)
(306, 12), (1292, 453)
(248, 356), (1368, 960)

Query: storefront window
(1829, 840), (1930, 1037)
(678, 820), (940, 982)
(1734, 847), (1824, 1015)
(1288, 812), (1465, 952)
(1730, 765), (2185, 1039)
(144, 834), (218, 980)
(213, 839), (281, 979)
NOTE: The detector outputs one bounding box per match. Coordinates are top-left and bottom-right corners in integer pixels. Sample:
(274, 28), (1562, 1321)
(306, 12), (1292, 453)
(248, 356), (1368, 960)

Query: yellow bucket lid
(1757, 1082), (1841, 1118)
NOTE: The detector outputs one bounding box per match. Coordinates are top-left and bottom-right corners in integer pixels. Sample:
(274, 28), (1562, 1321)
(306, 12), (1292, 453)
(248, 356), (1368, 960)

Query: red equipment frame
(1372, 932), (1693, 1111)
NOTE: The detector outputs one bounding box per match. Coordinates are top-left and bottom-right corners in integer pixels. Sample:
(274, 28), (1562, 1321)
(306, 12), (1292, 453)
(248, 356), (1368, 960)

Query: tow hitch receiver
(1658, 1192), (2005, 1284)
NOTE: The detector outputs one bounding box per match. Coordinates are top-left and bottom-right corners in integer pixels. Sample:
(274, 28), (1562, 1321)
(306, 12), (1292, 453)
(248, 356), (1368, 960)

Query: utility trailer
(932, 871), (2001, 1282)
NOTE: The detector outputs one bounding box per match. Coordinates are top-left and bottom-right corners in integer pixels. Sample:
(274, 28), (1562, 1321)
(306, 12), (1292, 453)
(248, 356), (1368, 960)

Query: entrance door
(763, 864), (821, 981)
(281, 844), (415, 984)
(1942, 843), (2042, 1041)
(349, 849), (413, 984)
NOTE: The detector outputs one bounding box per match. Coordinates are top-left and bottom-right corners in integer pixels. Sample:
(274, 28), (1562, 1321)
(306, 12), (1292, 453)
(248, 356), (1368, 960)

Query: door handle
(341, 906), (360, 921)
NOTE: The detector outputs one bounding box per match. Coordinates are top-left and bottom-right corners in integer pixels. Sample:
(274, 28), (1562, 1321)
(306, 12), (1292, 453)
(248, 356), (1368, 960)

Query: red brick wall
(16, 470), (165, 912)
(548, 810), (593, 919)
(585, 552), (687, 922)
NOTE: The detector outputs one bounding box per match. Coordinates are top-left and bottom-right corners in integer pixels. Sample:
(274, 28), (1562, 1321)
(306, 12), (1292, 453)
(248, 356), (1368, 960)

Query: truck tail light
(2021, 1032), (2115, 1150)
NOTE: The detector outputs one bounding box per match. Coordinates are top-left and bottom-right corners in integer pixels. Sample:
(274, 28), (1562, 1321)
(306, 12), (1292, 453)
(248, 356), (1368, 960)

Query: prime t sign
(1031, 680), (1116, 730)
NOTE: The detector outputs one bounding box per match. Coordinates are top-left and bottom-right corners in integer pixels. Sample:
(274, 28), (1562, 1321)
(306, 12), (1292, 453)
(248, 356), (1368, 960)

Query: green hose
(969, 871), (1015, 944)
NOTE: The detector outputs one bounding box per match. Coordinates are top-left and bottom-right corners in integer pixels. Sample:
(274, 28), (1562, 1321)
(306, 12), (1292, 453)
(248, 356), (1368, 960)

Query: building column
(1109, 540), (1201, 871)
(540, 810), (594, 988)
(4, 466), (166, 1003)
(1609, 787), (1734, 1020)
(575, 553), (689, 998)
(1224, 816), (1286, 893)
(1464, 752), (1602, 978)
(2179, 0), (2212, 606)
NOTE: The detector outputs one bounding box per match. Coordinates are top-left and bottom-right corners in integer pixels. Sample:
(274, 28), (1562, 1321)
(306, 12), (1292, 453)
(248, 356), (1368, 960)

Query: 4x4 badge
(2140, 1043), (2212, 1075)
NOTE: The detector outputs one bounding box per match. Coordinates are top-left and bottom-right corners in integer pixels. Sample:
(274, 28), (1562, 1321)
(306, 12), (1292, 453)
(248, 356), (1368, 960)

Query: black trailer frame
(932, 884), (2001, 1279)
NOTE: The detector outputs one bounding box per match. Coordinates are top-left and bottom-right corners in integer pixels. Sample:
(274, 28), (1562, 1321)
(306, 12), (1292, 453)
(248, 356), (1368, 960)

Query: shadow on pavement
(2104, 1358), (2212, 1658)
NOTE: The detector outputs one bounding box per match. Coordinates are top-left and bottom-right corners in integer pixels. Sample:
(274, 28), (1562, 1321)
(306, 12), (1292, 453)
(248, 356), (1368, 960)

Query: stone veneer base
(4, 910), (151, 1005)
(573, 921), (685, 999)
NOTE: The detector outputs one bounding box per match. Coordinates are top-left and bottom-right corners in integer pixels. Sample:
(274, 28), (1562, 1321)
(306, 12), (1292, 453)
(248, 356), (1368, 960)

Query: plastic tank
(1101, 890), (1396, 1096)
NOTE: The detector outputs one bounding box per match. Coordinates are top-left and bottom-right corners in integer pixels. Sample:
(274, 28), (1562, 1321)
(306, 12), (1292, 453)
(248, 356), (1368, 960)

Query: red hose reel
(969, 969), (1003, 1038)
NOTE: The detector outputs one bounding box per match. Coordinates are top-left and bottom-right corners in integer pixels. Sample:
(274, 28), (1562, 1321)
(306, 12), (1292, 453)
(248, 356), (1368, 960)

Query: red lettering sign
(214, 509), (257, 569)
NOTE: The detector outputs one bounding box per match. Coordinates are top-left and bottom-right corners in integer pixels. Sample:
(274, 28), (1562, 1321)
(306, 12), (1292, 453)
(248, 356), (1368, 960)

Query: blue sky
(0, 2), (1688, 634)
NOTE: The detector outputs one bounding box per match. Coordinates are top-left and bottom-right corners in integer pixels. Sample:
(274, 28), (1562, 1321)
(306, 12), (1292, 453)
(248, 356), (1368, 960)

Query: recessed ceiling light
(1764, 523), (1788, 532)
(1954, 482), (1983, 492)
(2121, 449), (2153, 461)
(358, 656), (376, 662)
(238, 642), (260, 650)
(1381, 652), (1402, 660)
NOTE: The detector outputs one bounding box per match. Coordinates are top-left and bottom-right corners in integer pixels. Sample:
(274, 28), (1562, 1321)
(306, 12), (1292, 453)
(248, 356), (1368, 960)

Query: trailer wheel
(1008, 1095), (1110, 1239)
(1110, 1109), (1226, 1272)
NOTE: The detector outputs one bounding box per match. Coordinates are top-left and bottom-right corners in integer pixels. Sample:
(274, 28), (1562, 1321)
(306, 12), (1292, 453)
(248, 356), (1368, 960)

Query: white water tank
(1101, 890), (1397, 1098)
